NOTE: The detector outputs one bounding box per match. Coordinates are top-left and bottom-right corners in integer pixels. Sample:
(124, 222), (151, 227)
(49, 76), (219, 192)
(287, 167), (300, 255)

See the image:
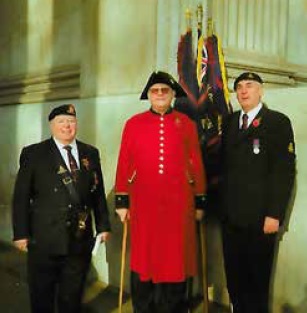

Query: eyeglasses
(54, 117), (77, 125)
(149, 87), (171, 95)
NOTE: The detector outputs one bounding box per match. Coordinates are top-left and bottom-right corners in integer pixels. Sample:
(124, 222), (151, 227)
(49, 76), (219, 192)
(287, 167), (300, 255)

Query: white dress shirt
(239, 102), (263, 129)
(53, 137), (80, 170)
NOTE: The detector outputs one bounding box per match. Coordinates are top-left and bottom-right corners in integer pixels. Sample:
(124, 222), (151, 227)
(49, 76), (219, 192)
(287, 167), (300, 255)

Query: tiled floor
(0, 242), (229, 313)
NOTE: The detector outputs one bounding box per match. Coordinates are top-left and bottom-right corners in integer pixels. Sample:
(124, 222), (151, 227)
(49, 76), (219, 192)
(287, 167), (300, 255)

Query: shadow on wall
(273, 173), (301, 313)
(296, 285), (307, 312)
(281, 284), (307, 312)
(281, 303), (296, 313)
(270, 173), (297, 309)
(279, 174), (297, 240)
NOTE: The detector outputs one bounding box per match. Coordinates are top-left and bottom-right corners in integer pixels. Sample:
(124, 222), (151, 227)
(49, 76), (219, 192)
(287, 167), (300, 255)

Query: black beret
(48, 104), (76, 121)
(140, 71), (187, 100)
(233, 72), (263, 91)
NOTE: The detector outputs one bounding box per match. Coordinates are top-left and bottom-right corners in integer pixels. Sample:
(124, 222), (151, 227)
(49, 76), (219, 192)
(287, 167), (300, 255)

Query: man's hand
(116, 208), (130, 223)
(14, 239), (28, 252)
(263, 216), (280, 234)
(99, 232), (110, 242)
(195, 209), (205, 221)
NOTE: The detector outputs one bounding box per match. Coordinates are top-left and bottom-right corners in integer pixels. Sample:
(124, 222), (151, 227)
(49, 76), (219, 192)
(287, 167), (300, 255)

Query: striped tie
(64, 145), (78, 181)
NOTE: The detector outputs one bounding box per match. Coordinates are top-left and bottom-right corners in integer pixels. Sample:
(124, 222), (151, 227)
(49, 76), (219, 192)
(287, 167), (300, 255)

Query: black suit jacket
(221, 106), (296, 230)
(12, 138), (110, 255)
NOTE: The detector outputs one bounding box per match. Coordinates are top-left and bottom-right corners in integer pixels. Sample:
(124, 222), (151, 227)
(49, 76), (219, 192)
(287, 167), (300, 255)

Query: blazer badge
(57, 165), (67, 174)
(81, 157), (90, 170)
(288, 142), (294, 154)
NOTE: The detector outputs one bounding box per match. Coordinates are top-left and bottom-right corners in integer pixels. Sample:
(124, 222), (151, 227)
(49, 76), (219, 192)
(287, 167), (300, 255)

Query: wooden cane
(118, 220), (128, 313)
(199, 221), (209, 313)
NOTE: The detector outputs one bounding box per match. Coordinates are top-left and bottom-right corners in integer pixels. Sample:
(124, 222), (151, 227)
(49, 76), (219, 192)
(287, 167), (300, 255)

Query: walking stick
(199, 221), (209, 313)
(118, 220), (128, 313)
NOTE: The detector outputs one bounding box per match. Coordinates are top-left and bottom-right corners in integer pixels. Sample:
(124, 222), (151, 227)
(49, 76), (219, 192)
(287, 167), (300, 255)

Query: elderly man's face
(148, 83), (175, 114)
(236, 80), (263, 113)
(50, 115), (77, 145)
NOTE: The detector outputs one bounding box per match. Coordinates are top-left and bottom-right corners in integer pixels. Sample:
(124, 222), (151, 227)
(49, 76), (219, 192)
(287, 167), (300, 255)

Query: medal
(253, 139), (260, 154)
(78, 212), (88, 230)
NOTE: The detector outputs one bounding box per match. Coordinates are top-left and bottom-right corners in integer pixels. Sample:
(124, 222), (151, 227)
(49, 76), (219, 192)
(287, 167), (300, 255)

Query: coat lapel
(47, 139), (82, 202)
(229, 107), (267, 146)
(226, 112), (242, 146)
(48, 138), (70, 176)
(246, 106), (265, 133)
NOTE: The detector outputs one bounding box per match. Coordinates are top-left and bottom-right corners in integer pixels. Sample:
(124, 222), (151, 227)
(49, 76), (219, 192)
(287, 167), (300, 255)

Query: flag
(197, 34), (232, 206)
(174, 29), (202, 138)
(197, 36), (208, 87)
(198, 34), (231, 120)
(175, 28), (232, 212)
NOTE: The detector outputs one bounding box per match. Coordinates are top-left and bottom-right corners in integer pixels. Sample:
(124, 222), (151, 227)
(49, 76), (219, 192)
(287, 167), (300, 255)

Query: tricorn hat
(233, 72), (263, 91)
(140, 71), (187, 100)
(48, 104), (76, 121)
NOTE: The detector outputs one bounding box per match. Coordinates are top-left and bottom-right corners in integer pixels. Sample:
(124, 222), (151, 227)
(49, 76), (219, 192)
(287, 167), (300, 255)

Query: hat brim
(140, 71), (187, 100)
(233, 72), (263, 91)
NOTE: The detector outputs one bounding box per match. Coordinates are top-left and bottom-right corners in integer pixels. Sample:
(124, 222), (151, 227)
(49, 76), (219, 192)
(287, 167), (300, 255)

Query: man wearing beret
(115, 71), (207, 313)
(221, 72), (296, 313)
(12, 104), (111, 313)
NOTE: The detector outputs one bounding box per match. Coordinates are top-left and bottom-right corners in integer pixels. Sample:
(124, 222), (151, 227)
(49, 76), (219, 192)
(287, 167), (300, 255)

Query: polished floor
(0, 241), (229, 313)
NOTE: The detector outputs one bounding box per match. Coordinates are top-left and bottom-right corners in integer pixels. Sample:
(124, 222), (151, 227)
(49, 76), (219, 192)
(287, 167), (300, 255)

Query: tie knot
(64, 145), (72, 152)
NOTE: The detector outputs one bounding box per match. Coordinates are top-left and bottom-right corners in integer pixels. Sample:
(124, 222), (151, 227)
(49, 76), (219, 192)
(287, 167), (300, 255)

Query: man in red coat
(115, 71), (207, 313)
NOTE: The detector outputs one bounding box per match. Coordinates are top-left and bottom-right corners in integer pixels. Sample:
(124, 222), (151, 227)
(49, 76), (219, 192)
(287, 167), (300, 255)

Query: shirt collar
(240, 102), (263, 122)
(53, 137), (77, 151)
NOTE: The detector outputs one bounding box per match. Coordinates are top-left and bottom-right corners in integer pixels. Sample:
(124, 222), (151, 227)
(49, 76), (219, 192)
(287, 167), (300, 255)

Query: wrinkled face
(236, 80), (263, 113)
(148, 83), (175, 114)
(50, 115), (77, 145)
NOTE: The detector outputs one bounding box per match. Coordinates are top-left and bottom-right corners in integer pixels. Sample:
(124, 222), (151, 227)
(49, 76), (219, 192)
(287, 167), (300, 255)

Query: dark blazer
(12, 138), (110, 255)
(221, 106), (296, 230)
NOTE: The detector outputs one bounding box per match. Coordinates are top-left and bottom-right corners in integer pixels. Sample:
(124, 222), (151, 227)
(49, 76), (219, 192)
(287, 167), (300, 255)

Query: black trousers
(222, 224), (276, 313)
(27, 249), (91, 313)
(130, 271), (189, 313)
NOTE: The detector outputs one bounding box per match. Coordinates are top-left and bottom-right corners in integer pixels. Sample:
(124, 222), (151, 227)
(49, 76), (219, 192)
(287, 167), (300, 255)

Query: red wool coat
(115, 109), (206, 283)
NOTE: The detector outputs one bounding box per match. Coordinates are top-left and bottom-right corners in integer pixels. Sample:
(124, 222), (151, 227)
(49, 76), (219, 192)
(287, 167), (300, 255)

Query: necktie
(242, 113), (248, 130)
(63, 145), (78, 181)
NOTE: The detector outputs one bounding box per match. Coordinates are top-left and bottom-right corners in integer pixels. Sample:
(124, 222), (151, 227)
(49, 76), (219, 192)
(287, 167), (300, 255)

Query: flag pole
(207, 18), (213, 37)
(183, 9), (194, 313)
(196, 4), (209, 313)
(196, 4), (204, 87)
(118, 220), (128, 313)
(199, 220), (209, 313)
(185, 8), (192, 32)
(197, 4), (203, 39)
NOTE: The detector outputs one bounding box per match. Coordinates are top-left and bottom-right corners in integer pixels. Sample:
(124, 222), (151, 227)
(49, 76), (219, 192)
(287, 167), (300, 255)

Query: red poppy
(252, 118), (261, 128)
